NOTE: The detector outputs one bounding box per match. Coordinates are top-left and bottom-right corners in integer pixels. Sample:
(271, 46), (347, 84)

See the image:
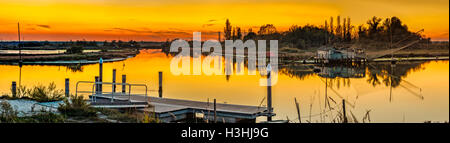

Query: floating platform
(143, 97), (273, 123)
(88, 94), (273, 123)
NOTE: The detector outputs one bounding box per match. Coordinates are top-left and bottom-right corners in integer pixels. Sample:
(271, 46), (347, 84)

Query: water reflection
(66, 64), (84, 72)
(0, 49), (448, 122)
(280, 60), (427, 90)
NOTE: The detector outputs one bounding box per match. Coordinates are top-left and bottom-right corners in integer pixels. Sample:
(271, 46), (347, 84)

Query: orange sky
(0, 0), (448, 41)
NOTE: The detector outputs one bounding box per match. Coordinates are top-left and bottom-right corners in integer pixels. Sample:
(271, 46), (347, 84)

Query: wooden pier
(144, 97), (272, 123)
(88, 94), (273, 123)
(75, 63), (274, 123)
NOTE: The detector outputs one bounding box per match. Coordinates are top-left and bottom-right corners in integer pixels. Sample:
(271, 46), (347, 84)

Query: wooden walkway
(89, 94), (273, 122)
(149, 97), (267, 115)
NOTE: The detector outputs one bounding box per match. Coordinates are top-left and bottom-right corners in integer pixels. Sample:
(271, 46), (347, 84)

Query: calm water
(0, 49), (448, 123)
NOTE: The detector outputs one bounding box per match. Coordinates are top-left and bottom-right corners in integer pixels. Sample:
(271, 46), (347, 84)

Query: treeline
(102, 40), (140, 48)
(66, 40), (140, 48)
(222, 16), (430, 49)
(12, 40), (141, 48)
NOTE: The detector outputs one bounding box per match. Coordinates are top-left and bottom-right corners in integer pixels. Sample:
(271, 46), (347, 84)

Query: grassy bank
(1, 95), (159, 123)
(0, 82), (158, 123)
(278, 42), (449, 62)
(0, 49), (139, 63)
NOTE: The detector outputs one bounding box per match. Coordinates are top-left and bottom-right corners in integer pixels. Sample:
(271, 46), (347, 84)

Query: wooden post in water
(65, 78), (69, 97)
(95, 76), (99, 95)
(295, 98), (301, 123)
(11, 81), (17, 97)
(342, 99), (348, 123)
(267, 66), (273, 122)
(18, 23), (22, 67)
(122, 75), (126, 94)
(214, 99), (217, 123)
(98, 58), (103, 93)
(159, 71), (163, 98)
(112, 69), (116, 94)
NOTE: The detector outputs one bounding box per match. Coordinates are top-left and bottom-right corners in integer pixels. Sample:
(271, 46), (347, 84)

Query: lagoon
(0, 49), (448, 123)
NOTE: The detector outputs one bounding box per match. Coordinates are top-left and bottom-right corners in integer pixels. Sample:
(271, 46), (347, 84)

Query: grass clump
(0, 101), (65, 123)
(95, 108), (159, 123)
(1, 82), (64, 102)
(142, 112), (160, 123)
(19, 112), (65, 123)
(58, 95), (97, 117)
(0, 101), (19, 123)
(28, 82), (64, 102)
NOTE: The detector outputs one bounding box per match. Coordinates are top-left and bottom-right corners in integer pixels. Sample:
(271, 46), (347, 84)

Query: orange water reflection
(0, 49), (448, 123)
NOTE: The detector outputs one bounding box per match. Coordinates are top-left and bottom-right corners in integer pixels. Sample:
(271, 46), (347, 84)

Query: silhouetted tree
(346, 17), (352, 41)
(243, 31), (257, 41)
(330, 16), (334, 35)
(232, 27), (236, 40)
(258, 24), (277, 35)
(236, 27), (242, 40)
(336, 15), (342, 40)
(224, 19), (232, 40)
(367, 16), (382, 39)
(343, 17), (347, 40)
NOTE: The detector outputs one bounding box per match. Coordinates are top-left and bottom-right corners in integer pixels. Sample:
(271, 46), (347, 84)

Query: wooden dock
(89, 94), (273, 123)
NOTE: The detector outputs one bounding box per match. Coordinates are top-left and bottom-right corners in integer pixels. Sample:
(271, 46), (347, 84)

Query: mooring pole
(112, 69), (116, 93)
(295, 98), (301, 123)
(98, 58), (103, 93)
(159, 71), (163, 98)
(342, 99), (348, 123)
(267, 65), (273, 122)
(11, 81), (17, 97)
(18, 23), (22, 67)
(122, 74), (126, 94)
(95, 76), (99, 95)
(214, 99), (217, 123)
(65, 78), (70, 97)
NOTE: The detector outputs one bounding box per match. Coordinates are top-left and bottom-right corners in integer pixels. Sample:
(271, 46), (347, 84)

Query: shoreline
(0, 49), (139, 65)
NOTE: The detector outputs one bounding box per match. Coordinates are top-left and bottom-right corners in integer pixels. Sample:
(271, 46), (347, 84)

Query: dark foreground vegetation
(1, 83), (158, 123)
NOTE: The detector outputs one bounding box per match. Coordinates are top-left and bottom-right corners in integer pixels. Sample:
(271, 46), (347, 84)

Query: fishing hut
(313, 65), (366, 78)
(315, 47), (366, 65)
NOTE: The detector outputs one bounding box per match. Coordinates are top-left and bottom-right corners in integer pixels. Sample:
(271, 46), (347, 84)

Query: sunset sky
(0, 0), (448, 41)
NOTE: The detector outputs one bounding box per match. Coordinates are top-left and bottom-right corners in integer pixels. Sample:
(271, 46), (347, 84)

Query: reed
(58, 95), (96, 117)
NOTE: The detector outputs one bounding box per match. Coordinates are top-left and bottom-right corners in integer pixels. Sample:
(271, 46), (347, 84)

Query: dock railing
(75, 81), (148, 103)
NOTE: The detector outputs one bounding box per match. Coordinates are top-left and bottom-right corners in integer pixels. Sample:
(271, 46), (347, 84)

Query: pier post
(207, 98), (210, 123)
(112, 69), (116, 93)
(267, 67), (273, 122)
(159, 71), (163, 98)
(65, 78), (69, 97)
(99, 58), (103, 93)
(95, 76), (99, 95)
(122, 75), (126, 94)
(214, 99), (217, 123)
(11, 81), (17, 97)
(342, 99), (347, 123)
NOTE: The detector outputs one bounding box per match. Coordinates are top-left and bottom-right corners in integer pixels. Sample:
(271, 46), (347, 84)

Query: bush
(58, 95), (96, 117)
(28, 82), (64, 102)
(142, 113), (160, 123)
(18, 112), (65, 123)
(0, 101), (19, 123)
(66, 46), (83, 54)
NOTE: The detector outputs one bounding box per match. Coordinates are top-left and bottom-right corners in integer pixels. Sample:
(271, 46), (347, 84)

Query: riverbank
(0, 49), (139, 64)
(279, 48), (449, 61)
